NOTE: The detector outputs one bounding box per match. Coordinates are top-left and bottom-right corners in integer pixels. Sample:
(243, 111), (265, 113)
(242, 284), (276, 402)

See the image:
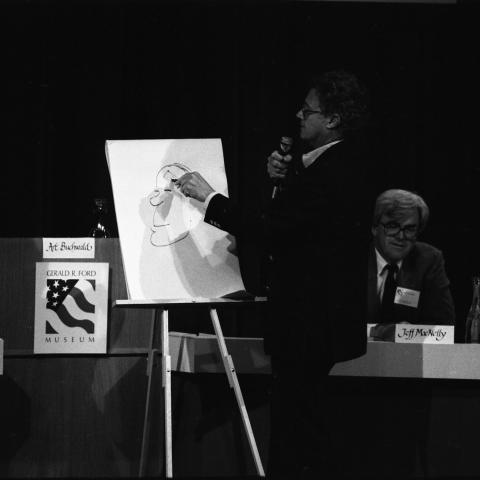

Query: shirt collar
(302, 139), (343, 168)
(375, 248), (403, 276)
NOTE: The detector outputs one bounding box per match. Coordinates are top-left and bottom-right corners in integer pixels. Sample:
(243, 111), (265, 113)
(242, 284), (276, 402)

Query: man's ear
(371, 225), (378, 237)
(326, 113), (341, 129)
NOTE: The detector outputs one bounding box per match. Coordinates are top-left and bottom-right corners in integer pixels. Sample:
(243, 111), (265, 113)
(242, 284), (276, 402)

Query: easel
(113, 297), (267, 478)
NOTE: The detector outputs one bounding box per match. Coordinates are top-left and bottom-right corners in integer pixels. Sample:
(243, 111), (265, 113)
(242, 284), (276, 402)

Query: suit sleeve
(421, 250), (456, 325)
(204, 193), (241, 236)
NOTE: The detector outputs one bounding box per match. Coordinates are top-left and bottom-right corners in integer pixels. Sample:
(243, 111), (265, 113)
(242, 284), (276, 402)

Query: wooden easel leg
(209, 308), (265, 477)
(161, 309), (173, 478)
(139, 309), (158, 477)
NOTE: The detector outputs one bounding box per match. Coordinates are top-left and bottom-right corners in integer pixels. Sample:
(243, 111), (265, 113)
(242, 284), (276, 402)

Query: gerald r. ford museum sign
(34, 262), (109, 354)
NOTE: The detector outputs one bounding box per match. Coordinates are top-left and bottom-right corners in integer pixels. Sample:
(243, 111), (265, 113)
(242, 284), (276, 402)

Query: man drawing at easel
(176, 70), (371, 478)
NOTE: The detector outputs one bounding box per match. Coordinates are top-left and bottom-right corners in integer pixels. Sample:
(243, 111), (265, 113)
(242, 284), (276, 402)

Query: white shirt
(204, 191), (219, 210)
(375, 248), (403, 301)
(302, 139), (343, 168)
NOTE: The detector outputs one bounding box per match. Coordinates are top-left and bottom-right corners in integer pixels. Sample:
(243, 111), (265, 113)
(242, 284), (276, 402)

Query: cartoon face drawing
(148, 163), (195, 246)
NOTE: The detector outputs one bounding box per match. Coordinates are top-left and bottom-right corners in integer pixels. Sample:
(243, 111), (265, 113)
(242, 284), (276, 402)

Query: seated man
(369, 189), (455, 335)
(358, 188), (456, 478)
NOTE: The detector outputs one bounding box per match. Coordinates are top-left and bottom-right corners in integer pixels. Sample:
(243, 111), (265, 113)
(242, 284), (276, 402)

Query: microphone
(272, 136), (293, 199)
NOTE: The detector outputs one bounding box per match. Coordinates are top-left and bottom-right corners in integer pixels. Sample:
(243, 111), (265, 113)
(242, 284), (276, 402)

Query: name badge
(394, 287), (420, 308)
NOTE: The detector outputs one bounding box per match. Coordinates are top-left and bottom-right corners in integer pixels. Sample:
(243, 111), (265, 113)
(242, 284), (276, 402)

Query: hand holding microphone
(268, 136), (293, 198)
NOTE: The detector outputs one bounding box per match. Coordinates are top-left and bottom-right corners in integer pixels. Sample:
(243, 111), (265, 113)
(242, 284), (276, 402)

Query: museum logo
(45, 279), (96, 334)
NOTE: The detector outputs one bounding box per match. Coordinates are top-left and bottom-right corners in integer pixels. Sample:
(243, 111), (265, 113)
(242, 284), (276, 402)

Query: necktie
(379, 263), (399, 323)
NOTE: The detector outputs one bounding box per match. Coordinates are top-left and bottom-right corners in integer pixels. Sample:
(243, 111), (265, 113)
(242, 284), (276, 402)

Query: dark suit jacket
(205, 140), (371, 364)
(367, 242), (455, 325)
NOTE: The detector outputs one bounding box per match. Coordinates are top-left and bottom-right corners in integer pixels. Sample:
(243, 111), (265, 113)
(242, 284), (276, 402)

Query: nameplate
(367, 323), (454, 344)
(395, 324), (454, 344)
(43, 238), (95, 259)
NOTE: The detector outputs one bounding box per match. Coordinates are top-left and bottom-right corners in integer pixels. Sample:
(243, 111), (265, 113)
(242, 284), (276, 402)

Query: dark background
(2, 0), (479, 338)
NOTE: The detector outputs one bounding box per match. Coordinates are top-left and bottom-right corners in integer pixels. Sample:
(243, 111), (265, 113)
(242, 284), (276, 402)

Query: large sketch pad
(105, 138), (245, 300)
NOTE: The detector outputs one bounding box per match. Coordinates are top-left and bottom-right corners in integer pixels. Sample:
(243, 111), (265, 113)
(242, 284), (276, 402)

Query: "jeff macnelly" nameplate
(395, 324), (454, 344)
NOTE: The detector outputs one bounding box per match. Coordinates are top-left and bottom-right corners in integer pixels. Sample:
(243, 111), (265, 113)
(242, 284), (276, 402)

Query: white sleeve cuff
(203, 191), (220, 212)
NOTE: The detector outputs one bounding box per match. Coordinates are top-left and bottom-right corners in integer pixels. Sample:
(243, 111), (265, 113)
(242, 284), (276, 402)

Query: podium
(113, 297), (267, 478)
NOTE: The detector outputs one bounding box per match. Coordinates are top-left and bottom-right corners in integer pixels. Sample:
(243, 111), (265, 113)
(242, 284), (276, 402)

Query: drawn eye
(149, 189), (162, 206)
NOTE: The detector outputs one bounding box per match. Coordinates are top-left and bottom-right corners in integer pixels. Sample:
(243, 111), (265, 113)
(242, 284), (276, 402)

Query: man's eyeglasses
(299, 107), (323, 118)
(380, 222), (418, 240)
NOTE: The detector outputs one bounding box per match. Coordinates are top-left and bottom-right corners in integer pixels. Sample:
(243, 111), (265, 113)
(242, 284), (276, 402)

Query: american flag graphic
(46, 279), (96, 334)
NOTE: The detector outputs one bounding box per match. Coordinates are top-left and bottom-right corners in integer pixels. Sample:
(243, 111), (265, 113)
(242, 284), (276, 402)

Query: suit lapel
(394, 247), (419, 323)
(367, 246), (380, 323)
(396, 247), (418, 290)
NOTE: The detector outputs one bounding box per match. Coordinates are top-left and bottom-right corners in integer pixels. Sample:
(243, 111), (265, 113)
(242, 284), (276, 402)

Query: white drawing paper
(105, 138), (245, 300)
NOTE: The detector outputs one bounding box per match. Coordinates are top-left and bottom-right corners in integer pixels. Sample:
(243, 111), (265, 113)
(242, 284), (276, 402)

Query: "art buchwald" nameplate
(43, 238), (95, 259)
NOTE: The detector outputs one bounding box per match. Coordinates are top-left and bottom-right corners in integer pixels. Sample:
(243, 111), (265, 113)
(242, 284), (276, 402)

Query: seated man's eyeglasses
(380, 222), (418, 240)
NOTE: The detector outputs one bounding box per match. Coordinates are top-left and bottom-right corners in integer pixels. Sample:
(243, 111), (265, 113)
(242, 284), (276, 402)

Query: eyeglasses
(298, 107), (323, 118)
(380, 222), (418, 240)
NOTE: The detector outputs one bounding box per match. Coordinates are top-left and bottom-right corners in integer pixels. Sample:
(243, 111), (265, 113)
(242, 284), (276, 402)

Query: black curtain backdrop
(2, 0), (480, 338)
